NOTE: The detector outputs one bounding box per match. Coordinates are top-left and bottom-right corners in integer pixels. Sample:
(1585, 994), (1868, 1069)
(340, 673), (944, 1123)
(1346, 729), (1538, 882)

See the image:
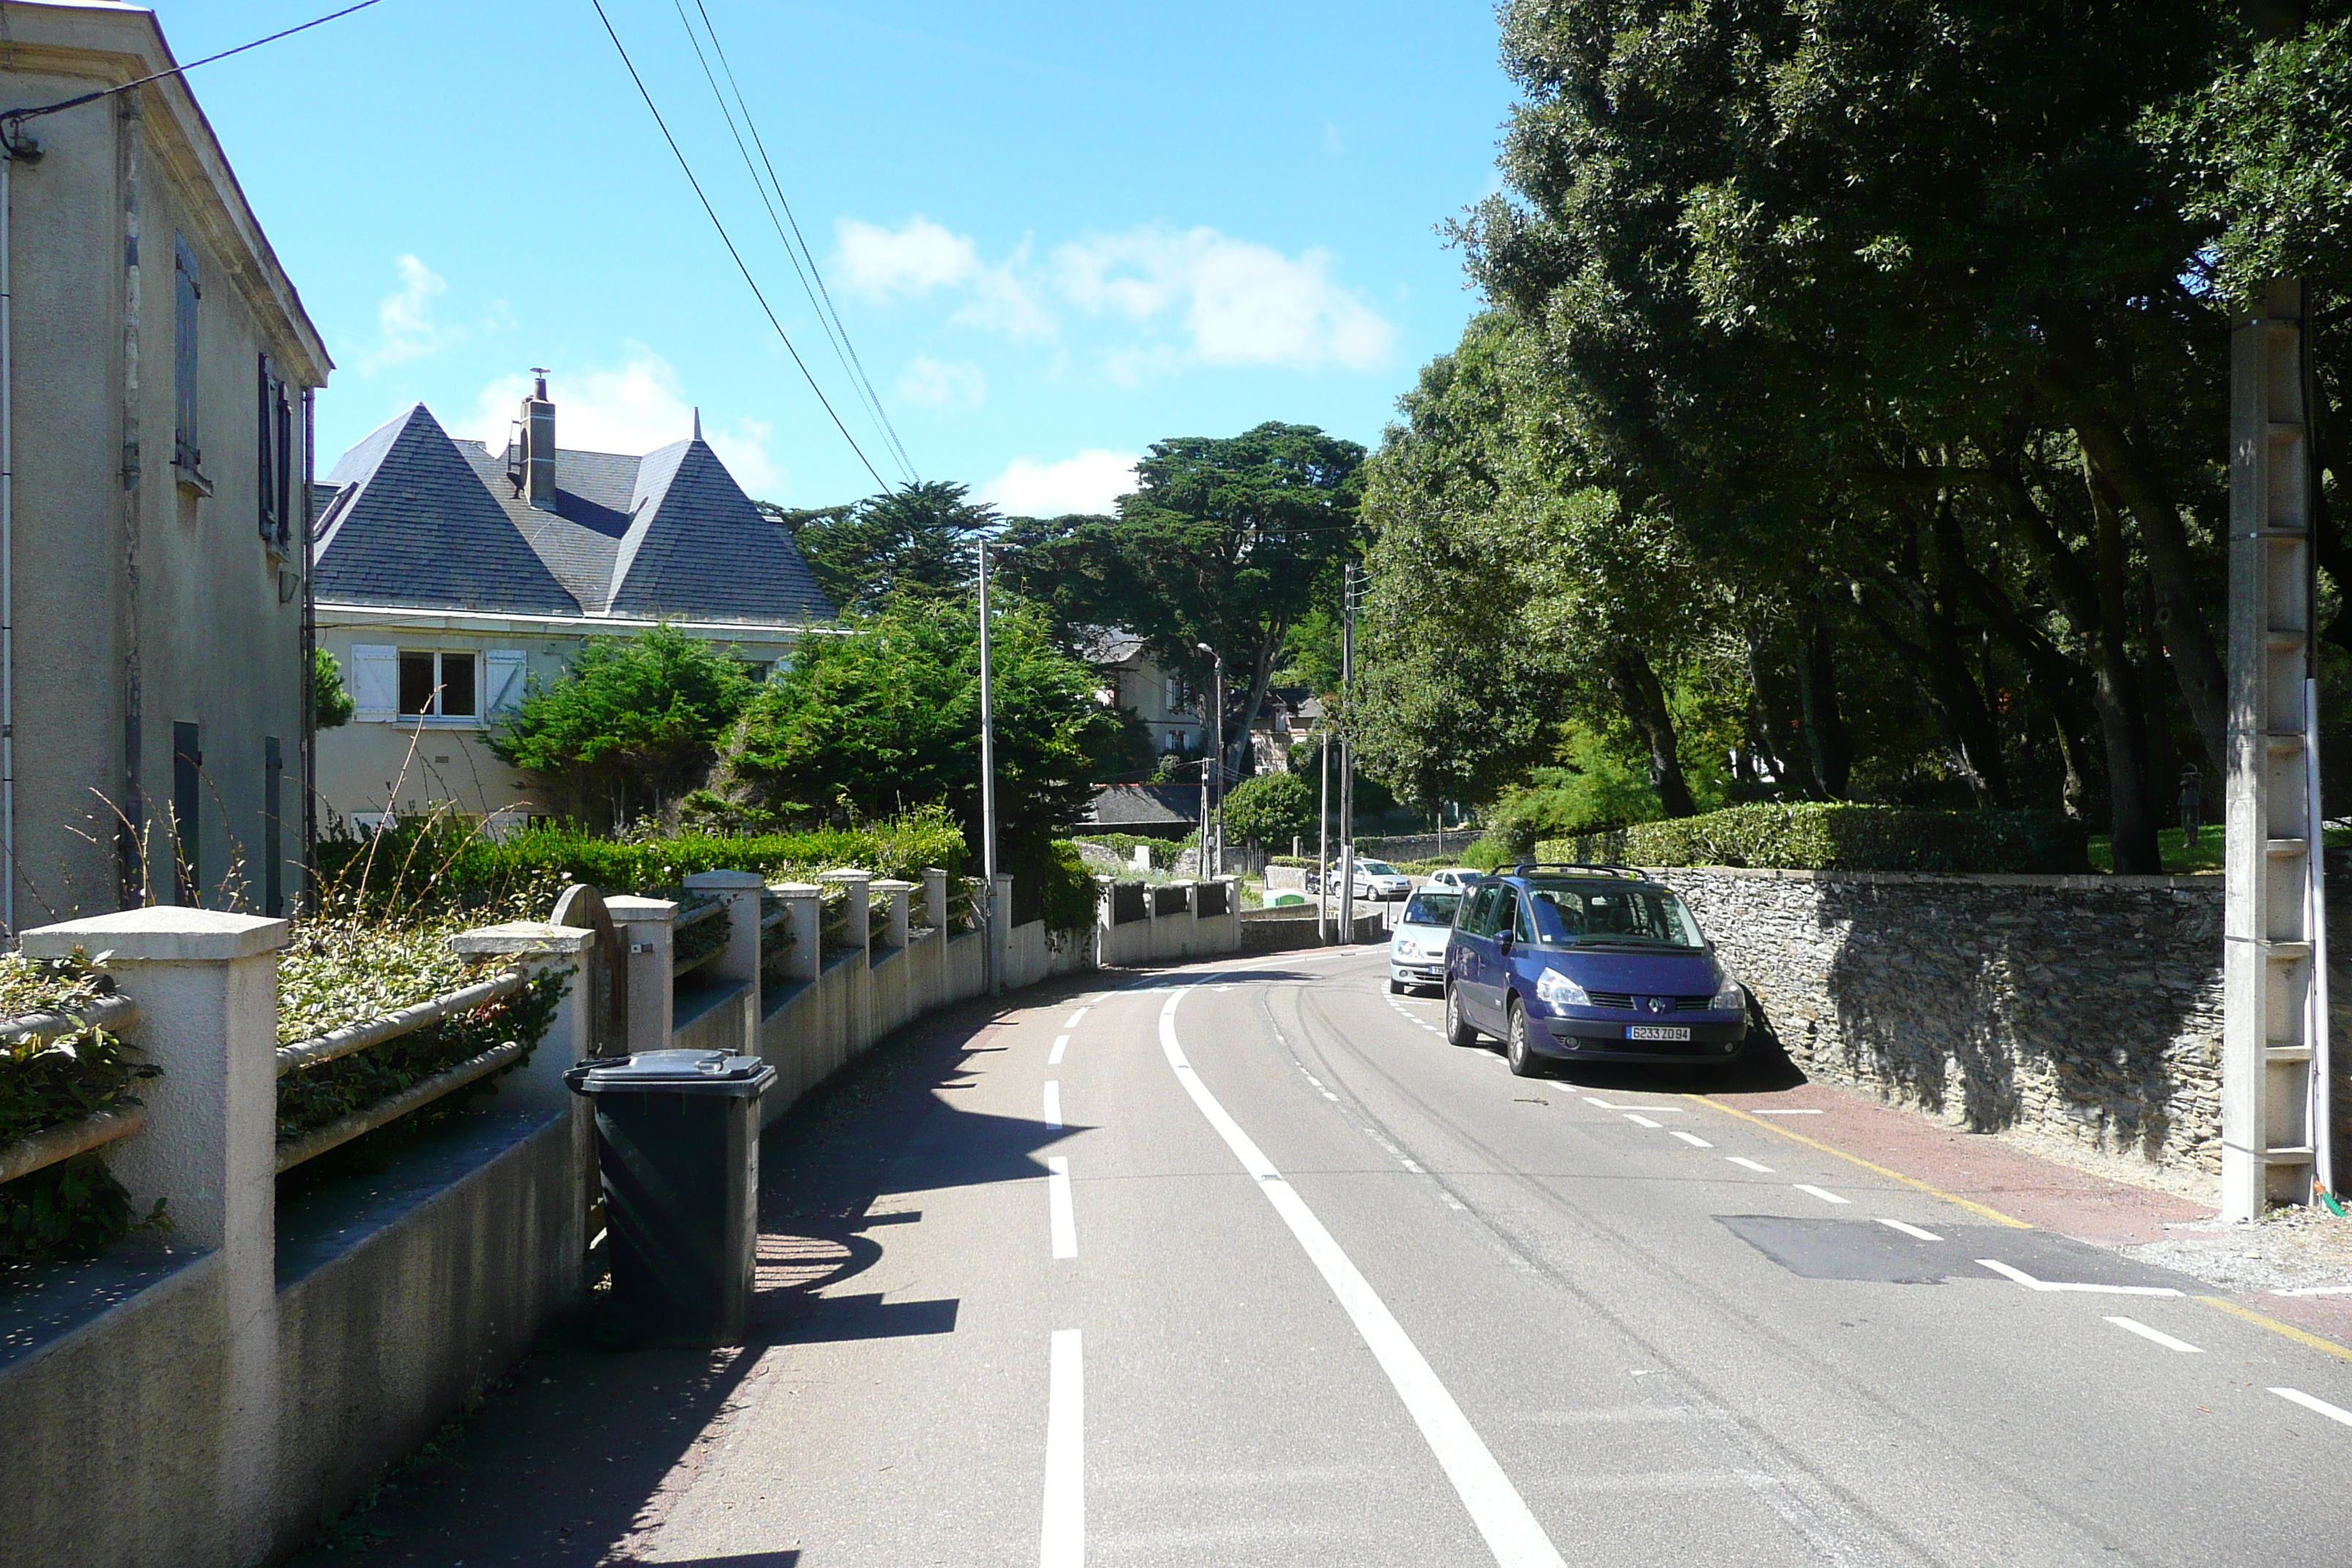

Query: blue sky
(167, 0), (1513, 512)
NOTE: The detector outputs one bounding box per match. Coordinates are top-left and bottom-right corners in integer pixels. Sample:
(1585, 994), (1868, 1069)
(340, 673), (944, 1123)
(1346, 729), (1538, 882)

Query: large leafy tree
(491, 626), (756, 831)
(761, 480), (997, 615)
(712, 597), (1128, 867)
(999, 423), (1365, 784)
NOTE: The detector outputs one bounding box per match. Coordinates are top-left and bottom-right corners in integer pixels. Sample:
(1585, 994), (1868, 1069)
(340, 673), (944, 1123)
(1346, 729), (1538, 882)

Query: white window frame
(397, 649), (483, 725)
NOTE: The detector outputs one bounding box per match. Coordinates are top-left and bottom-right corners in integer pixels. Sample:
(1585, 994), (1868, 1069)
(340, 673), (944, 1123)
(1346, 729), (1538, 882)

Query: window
(257, 355), (292, 551)
(1164, 675), (1183, 712)
(398, 651), (477, 718)
(173, 233), (204, 484)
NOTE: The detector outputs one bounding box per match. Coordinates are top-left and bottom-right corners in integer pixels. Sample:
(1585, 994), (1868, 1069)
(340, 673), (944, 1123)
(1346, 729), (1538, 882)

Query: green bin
(566, 1049), (776, 1346)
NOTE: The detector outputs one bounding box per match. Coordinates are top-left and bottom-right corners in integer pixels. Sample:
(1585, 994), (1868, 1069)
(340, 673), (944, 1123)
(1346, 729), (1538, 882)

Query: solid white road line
(2270, 1387), (2352, 1429)
(1044, 1081), (1063, 1131)
(1049, 1034), (1070, 1066)
(1042, 1329), (1084, 1568)
(1668, 1131), (1714, 1149)
(1974, 1259), (2181, 1297)
(1063, 1007), (1090, 1028)
(1794, 1184), (1851, 1206)
(1158, 987), (1568, 1568)
(1875, 1218), (1943, 1242)
(1725, 1157), (1775, 1174)
(1625, 1114), (1663, 1130)
(1047, 1156), (1078, 1259)
(2103, 1316), (2203, 1353)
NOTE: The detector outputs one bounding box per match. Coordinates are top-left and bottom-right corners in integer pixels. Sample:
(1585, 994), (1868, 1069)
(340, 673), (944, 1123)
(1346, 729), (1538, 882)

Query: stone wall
(1656, 868), (2232, 1175)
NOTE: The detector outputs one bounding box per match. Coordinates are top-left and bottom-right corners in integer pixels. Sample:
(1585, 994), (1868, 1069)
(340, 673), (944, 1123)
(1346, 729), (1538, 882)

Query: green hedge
(1534, 803), (2091, 875)
(1074, 832), (1188, 872)
(317, 807), (970, 917)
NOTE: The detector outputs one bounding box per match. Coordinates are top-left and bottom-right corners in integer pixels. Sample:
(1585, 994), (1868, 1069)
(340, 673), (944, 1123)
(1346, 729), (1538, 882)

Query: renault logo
(1646, 995), (1669, 1014)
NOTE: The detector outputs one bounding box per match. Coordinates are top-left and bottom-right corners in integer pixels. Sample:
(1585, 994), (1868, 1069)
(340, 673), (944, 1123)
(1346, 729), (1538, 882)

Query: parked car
(1443, 863), (1748, 1076)
(1305, 859), (1415, 901)
(1388, 887), (1464, 993)
(1427, 867), (1484, 893)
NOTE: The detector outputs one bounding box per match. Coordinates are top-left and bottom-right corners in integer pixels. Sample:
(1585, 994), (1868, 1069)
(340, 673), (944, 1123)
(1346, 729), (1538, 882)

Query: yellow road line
(2195, 1295), (2352, 1363)
(1685, 1096), (2032, 1229)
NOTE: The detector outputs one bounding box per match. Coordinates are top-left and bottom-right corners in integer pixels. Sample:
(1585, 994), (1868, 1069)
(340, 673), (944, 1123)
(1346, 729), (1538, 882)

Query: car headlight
(1711, 973), (1746, 1011)
(1393, 939), (1419, 958)
(1535, 968), (1590, 1008)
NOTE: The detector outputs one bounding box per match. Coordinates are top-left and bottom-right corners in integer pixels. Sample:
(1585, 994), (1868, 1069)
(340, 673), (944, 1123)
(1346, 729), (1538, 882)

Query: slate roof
(314, 403), (836, 624)
(1086, 784), (1200, 827)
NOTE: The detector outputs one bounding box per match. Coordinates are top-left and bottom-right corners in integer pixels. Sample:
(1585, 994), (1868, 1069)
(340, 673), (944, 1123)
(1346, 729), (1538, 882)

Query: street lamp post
(977, 540), (1000, 997)
(1195, 644), (1224, 878)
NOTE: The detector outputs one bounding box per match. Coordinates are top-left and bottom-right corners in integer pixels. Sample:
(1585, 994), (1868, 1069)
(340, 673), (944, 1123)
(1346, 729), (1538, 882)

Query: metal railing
(0, 995), (146, 1186)
(274, 968), (532, 1175)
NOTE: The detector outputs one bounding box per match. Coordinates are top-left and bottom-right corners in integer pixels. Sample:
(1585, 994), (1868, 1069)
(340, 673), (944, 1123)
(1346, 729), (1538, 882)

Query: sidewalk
(1702, 1077), (2352, 1355)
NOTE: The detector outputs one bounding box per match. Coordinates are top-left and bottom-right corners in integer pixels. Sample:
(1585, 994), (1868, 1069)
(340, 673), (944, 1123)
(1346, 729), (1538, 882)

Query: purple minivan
(1443, 864), (1748, 1077)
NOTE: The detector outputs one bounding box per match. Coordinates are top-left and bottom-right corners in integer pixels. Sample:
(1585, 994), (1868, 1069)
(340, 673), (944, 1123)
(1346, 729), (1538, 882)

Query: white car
(1427, 867), (1485, 893)
(1389, 886), (1466, 993)
(1352, 859), (1414, 900)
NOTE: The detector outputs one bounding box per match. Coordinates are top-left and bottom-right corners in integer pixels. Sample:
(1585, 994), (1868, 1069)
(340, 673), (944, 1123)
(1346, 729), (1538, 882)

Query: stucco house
(0, 1), (330, 928)
(1082, 628), (1205, 759)
(311, 380), (834, 830)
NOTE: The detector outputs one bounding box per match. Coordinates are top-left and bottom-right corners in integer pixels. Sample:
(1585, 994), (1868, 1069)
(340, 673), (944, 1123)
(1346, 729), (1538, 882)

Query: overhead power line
(589, 0), (889, 493)
(676, 0), (918, 486)
(1, 0), (386, 143)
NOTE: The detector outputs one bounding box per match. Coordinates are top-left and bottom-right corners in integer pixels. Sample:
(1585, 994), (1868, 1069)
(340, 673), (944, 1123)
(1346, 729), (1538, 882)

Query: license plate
(1626, 1025), (1691, 1042)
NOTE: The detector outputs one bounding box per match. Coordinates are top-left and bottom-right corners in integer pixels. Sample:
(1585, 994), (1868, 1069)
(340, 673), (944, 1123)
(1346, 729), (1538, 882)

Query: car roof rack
(1509, 862), (1648, 880)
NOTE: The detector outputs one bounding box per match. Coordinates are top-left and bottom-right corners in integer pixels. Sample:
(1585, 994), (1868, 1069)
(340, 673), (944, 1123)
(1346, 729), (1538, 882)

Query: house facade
(311, 381), (834, 829)
(1, 1), (330, 927)
(1082, 629), (1204, 759)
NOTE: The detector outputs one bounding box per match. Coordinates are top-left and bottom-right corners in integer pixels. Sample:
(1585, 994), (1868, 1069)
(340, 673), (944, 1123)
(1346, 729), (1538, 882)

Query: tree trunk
(1742, 627), (1800, 791)
(1794, 601), (1852, 799)
(2086, 467), (2166, 873)
(1606, 647), (1697, 818)
(1992, 465), (2163, 872)
(2071, 418), (2227, 775)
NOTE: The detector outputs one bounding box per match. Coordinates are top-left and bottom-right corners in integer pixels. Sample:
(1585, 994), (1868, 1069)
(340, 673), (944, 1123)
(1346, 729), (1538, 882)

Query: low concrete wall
(1655, 867), (2263, 1179)
(1095, 878), (1246, 968)
(1239, 908), (1386, 952)
(758, 928), (991, 1125)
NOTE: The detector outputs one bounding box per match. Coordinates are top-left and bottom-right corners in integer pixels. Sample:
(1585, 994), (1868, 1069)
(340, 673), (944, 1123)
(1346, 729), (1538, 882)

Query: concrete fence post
(602, 895), (677, 1054)
(993, 872), (1014, 982)
(871, 879), (914, 950)
(921, 867), (949, 933)
(770, 883), (822, 985)
(1095, 874), (1116, 968)
(685, 869), (766, 1052)
(445, 922), (598, 1109)
(21, 907), (291, 1547)
(818, 870), (873, 967)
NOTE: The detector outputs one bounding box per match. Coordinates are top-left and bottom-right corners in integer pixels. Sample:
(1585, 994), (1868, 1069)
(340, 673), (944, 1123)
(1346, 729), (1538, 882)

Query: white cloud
(834, 215), (981, 300)
(979, 449), (1139, 517)
(363, 255), (456, 372)
(1054, 225), (1394, 372)
(897, 355), (987, 409)
(459, 347), (783, 495)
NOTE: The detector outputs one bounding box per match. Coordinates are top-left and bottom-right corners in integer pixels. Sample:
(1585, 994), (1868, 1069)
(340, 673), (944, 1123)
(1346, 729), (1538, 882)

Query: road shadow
(285, 979), (1078, 1564)
(1529, 990), (1812, 1098)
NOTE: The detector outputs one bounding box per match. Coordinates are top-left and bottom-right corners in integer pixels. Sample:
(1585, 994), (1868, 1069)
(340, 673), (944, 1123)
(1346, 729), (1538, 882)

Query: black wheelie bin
(566, 1049), (777, 1346)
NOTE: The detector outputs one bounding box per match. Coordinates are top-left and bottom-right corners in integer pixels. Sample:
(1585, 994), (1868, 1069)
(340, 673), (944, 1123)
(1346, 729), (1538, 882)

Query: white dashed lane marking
(2103, 1316), (2202, 1354)
(1624, 1114), (1662, 1130)
(1795, 1184), (1852, 1206)
(1727, 1157), (1775, 1173)
(1668, 1131), (1714, 1149)
(1048, 1033), (1068, 1066)
(1875, 1218), (1942, 1242)
(2272, 1387), (2352, 1429)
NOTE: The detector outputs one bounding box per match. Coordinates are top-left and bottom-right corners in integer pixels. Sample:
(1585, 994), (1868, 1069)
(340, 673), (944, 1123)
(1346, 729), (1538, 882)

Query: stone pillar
(770, 883), (821, 985)
(22, 907), (290, 1548)
(871, 879), (914, 949)
(1095, 874), (1116, 968)
(685, 869), (766, 1050)
(921, 867), (949, 933)
(819, 869), (873, 967)
(446, 921), (598, 1109)
(600, 895), (676, 1056)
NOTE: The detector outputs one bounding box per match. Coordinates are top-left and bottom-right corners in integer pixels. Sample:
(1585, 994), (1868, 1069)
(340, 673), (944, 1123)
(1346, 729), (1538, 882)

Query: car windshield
(1401, 892), (1460, 927)
(1521, 880), (1704, 949)
(1360, 860), (1400, 876)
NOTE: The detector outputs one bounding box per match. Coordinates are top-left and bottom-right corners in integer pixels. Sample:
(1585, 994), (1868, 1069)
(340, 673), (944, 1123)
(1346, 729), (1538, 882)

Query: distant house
(0, 2), (331, 926)
(1079, 629), (1203, 759)
(1251, 687), (1321, 772)
(311, 378), (834, 829)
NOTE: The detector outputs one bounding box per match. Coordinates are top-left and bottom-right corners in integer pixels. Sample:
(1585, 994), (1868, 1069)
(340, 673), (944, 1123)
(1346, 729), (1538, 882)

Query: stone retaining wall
(1654, 868), (2233, 1175)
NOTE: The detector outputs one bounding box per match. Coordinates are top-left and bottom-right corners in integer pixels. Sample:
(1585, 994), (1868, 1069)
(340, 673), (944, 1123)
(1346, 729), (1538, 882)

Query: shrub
(1077, 832), (1188, 872)
(1221, 773), (1315, 851)
(1534, 803), (2090, 875)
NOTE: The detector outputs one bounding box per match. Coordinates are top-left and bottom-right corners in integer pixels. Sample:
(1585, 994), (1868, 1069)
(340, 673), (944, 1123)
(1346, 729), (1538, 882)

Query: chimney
(521, 368), (556, 508)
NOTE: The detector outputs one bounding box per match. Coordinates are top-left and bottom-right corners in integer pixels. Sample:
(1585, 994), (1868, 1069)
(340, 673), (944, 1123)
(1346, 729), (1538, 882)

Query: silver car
(1389, 887), (1464, 992)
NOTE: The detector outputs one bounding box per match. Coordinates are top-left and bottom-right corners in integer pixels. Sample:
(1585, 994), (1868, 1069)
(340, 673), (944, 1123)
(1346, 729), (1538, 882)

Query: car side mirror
(1497, 930), (1515, 955)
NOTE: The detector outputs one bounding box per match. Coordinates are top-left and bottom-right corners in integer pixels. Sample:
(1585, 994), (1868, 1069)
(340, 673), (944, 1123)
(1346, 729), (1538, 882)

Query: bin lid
(565, 1049), (777, 1097)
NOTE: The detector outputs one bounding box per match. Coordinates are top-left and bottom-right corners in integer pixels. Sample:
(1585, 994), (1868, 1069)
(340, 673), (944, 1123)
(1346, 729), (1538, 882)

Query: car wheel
(1387, 977), (1403, 994)
(1506, 999), (1542, 1077)
(1444, 982), (1480, 1046)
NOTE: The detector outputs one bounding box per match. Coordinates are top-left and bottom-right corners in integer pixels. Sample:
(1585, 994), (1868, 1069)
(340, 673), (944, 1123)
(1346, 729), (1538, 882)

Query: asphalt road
(625, 946), (2352, 1567)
